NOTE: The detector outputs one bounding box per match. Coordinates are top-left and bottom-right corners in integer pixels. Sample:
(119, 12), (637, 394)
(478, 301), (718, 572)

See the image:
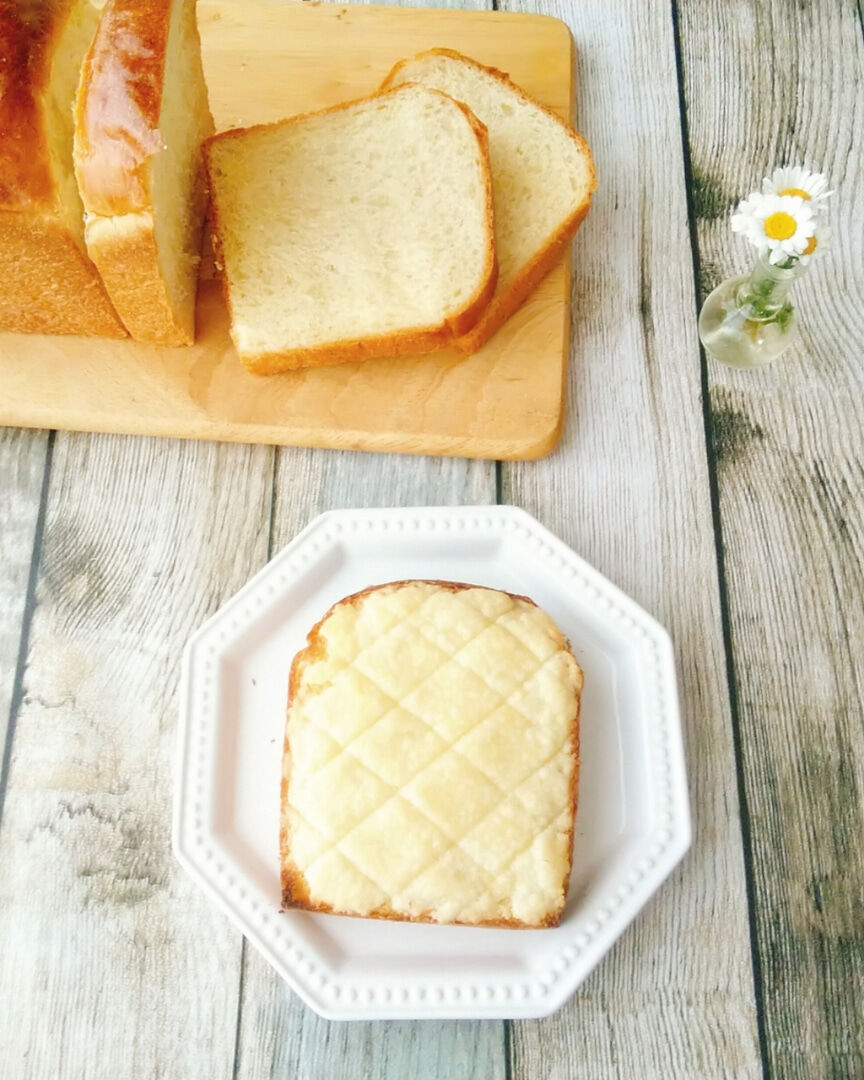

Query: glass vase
(698, 252), (805, 369)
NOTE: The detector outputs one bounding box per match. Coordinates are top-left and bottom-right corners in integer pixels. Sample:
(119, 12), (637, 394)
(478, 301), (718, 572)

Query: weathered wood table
(1, 1), (861, 1077)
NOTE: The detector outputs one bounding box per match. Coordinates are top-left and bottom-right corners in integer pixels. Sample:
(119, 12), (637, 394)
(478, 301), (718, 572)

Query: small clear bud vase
(698, 252), (806, 369)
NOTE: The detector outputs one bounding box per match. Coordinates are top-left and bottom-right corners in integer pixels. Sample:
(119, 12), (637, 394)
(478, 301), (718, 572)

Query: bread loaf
(0, 0), (126, 338)
(204, 85), (497, 374)
(383, 49), (596, 353)
(74, 0), (214, 344)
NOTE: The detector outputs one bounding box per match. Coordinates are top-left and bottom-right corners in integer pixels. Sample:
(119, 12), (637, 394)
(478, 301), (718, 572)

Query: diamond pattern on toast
(281, 581), (582, 928)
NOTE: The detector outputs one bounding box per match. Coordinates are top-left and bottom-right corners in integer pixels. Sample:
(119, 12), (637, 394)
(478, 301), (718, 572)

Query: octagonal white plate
(173, 505), (690, 1020)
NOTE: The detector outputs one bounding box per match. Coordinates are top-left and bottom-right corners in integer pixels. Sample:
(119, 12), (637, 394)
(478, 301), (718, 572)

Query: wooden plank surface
(1, 0), (861, 1077)
(232, 459), (505, 1080)
(0, 436), (272, 1078)
(498, 0), (763, 1076)
(0, 0), (575, 461)
(223, 11), (500, 1077)
(223, 3), (506, 1068)
(677, 0), (864, 1075)
(0, 430), (49, 760)
(0, 8), (502, 1078)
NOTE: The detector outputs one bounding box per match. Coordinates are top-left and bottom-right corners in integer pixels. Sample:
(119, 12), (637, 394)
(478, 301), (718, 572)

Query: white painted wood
(0, 429), (49, 755)
(498, 0), (762, 1076)
(5, 0), (858, 1076)
(0, 2), (501, 1076)
(679, 0), (864, 1075)
(233, 449), (500, 1079)
(238, 998), (506, 1080)
(0, 435), (273, 1079)
(227, 0), (505, 1068)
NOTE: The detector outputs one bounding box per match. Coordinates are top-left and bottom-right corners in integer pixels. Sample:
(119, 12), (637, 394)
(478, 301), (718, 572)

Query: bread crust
(74, 0), (172, 217)
(73, 0), (212, 343)
(0, 210), (127, 337)
(82, 213), (196, 345)
(0, 0), (70, 212)
(382, 48), (597, 354)
(456, 197), (591, 355)
(281, 580), (582, 929)
(204, 85), (498, 375)
(0, 1), (127, 337)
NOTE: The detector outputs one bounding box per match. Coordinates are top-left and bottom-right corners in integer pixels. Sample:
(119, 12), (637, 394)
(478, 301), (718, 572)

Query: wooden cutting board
(0, 1), (577, 460)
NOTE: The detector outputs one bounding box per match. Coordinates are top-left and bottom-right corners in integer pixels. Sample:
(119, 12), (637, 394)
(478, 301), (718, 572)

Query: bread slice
(383, 49), (596, 353)
(204, 85), (497, 374)
(0, 0), (126, 338)
(281, 580), (582, 928)
(73, 0), (214, 345)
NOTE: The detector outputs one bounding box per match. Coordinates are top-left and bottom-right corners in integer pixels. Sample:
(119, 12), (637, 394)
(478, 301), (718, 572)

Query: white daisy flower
(731, 193), (769, 245)
(761, 165), (832, 206)
(797, 222), (831, 264)
(731, 192), (816, 264)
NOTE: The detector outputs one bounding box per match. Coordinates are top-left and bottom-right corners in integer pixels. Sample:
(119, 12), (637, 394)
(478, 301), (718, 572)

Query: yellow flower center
(764, 211), (798, 240)
(780, 186), (811, 200)
(803, 235), (818, 256)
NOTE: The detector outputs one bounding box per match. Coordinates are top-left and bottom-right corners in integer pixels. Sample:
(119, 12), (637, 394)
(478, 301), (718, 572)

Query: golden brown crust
(204, 85), (498, 375)
(456, 197), (591, 355)
(382, 48), (597, 355)
(0, 210), (127, 337)
(74, 0), (212, 343)
(281, 580), (582, 929)
(561, 651), (582, 917)
(74, 0), (172, 216)
(0, 1), (129, 336)
(241, 325), (452, 376)
(282, 892), (559, 930)
(82, 214), (195, 345)
(281, 618), (330, 911)
(0, 0), (72, 212)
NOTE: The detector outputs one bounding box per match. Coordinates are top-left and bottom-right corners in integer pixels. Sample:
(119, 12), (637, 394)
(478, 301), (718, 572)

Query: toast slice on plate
(204, 84), (497, 374)
(281, 580), (583, 928)
(383, 49), (595, 353)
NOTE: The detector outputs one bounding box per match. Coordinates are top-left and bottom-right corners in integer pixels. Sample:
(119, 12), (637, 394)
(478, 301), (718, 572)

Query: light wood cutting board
(0, 1), (578, 460)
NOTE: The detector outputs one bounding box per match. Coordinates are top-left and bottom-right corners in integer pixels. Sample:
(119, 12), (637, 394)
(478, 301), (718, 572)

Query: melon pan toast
(280, 581), (583, 929)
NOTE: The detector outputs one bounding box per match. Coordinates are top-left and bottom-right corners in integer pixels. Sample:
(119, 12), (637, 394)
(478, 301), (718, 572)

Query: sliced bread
(74, 0), (214, 345)
(0, 0), (126, 338)
(383, 49), (596, 353)
(204, 84), (497, 374)
(281, 581), (582, 928)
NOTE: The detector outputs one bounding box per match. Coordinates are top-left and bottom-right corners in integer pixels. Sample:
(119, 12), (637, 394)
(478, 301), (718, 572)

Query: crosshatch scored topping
(282, 582), (582, 926)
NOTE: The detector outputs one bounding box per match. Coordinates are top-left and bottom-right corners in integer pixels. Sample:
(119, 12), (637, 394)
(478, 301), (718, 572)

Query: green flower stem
(735, 252), (804, 330)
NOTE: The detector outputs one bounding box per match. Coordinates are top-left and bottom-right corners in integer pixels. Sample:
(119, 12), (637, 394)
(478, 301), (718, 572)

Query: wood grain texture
(498, 0), (762, 1076)
(233, 447), (502, 1080)
(678, 0), (864, 1075)
(0, 0), (576, 461)
(0, 3), (501, 1077)
(2, 2), (858, 1078)
(0, 435), (273, 1079)
(0, 429), (49, 758)
(228, 3), (506, 1068)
